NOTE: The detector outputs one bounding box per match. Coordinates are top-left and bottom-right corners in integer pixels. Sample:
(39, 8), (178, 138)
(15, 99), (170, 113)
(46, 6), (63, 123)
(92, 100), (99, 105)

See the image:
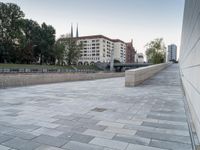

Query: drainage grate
(91, 107), (107, 112)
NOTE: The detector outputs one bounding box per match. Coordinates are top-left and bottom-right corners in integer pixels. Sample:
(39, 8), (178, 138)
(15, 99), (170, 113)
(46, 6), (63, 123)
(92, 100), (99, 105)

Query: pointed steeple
(76, 23), (79, 38)
(71, 23), (73, 38)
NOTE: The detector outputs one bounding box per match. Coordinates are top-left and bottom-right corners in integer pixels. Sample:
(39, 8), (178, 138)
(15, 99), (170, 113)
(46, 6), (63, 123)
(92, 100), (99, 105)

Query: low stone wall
(125, 63), (170, 87)
(0, 72), (125, 89)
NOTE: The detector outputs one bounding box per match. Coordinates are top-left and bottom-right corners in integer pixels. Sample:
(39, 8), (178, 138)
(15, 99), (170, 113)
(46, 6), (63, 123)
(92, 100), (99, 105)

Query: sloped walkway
(0, 64), (192, 150)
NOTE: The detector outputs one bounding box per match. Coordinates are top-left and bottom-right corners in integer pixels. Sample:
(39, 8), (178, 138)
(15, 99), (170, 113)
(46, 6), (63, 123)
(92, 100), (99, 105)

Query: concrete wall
(179, 0), (200, 139)
(0, 72), (124, 89)
(125, 63), (169, 87)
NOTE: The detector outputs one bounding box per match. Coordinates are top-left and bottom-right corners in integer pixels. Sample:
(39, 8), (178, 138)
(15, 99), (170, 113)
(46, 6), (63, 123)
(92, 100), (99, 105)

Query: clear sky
(1, 0), (185, 56)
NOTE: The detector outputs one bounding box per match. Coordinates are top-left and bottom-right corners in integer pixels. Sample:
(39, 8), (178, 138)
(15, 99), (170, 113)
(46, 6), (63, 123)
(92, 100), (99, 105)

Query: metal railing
(0, 68), (96, 74)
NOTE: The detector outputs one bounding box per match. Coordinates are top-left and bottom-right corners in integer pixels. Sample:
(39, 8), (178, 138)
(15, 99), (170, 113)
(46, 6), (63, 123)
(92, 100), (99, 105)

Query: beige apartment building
(76, 35), (126, 65)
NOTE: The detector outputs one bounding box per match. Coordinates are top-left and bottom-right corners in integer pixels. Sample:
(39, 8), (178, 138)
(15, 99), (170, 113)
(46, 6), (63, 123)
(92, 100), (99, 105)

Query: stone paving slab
(0, 64), (193, 150)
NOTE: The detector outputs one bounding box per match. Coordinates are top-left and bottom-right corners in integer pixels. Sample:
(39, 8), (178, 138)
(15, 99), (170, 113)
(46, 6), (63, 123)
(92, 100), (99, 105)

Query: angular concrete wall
(125, 63), (169, 87)
(0, 72), (124, 89)
(180, 0), (200, 139)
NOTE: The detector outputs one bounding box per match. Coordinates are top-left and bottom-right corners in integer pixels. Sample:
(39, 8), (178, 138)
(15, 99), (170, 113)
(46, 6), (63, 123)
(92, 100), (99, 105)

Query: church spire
(70, 23), (73, 38)
(76, 23), (79, 38)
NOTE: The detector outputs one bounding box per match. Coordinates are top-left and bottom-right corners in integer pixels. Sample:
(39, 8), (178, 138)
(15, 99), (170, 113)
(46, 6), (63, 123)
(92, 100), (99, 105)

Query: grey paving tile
(0, 125), (16, 134)
(126, 144), (166, 150)
(62, 141), (104, 150)
(7, 130), (36, 140)
(32, 135), (68, 147)
(2, 137), (41, 150)
(0, 145), (11, 150)
(147, 114), (187, 122)
(113, 134), (150, 146)
(136, 130), (191, 144)
(149, 139), (192, 150)
(58, 132), (74, 140)
(90, 137), (128, 150)
(31, 127), (63, 137)
(83, 129), (115, 139)
(70, 133), (94, 143)
(13, 124), (40, 132)
(0, 64), (194, 150)
(104, 127), (136, 135)
(142, 121), (188, 130)
(0, 134), (14, 144)
(97, 121), (124, 128)
(35, 145), (65, 150)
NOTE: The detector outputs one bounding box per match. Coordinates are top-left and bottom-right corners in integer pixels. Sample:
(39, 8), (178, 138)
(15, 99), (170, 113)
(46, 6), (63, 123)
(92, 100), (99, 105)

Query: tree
(56, 37), (82, 65)
(18, 19), (41, 63)
(38, 23), (56, 64)
(0, 2), (25, 63)
(145, 38), (166, 64)
(53, 39), (65, 65)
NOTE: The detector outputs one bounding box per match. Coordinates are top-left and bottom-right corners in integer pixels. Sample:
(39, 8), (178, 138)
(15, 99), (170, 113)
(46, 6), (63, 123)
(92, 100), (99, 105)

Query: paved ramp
(0, 64), (193, 150)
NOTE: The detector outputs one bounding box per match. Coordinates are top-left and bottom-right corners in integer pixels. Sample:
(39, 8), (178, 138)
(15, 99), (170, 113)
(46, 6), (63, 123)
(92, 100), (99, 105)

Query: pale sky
(1, 0), (185, 57)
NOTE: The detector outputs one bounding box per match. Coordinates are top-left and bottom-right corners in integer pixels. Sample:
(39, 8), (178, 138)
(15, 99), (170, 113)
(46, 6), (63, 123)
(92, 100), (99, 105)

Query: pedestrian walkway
(0, 64), (193, 150)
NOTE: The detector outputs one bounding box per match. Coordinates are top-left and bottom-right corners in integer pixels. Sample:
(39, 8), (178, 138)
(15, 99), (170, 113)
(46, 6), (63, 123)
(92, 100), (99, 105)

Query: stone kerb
(125, 63), (170, 87)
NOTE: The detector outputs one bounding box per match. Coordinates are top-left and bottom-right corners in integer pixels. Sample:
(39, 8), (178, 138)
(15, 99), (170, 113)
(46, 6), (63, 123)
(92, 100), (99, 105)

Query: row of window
(81, 40), (100, 43)
(79, 57), (100, 60)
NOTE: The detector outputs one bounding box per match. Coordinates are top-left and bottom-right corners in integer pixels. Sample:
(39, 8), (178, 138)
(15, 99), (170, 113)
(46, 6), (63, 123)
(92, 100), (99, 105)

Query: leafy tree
(18, 19), (41, 63)
(56, 37), (82, 65)
(53, 39), (65, 65)
(0, 2), (25, 63)
(38, 23), (56, 64)
(64, 38), (82, 65)
(145, 38), (166, 64)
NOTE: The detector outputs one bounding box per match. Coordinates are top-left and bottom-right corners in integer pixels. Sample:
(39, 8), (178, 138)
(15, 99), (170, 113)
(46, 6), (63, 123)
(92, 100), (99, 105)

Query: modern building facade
(168, 44), (177, 62)
(180, 0), (200, 140)
(126, 40), (136, 63)
(76, 35), (126, 65)
(135, 53), (144, 63)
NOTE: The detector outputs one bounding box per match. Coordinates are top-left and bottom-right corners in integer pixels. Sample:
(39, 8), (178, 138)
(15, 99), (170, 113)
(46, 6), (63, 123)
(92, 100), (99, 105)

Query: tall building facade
(126, 40), (136, 63)
(76, 35), (126, 65)
(168, 44), (177, 61)
(180, 0), (200, 140)
(135, 53), (144, 63)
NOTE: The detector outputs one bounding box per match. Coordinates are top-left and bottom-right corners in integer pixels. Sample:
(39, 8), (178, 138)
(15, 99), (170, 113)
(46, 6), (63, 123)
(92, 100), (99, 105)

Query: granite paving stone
(136, 130), (191, 144)
(0, 64), (193, 150)
(149, 139), (192, 150)
(2, 137), (41, 150)
(7, 130), (37, 140)
(83, 129), (115, 139)
(126, 144), (166, 150)
(35, 145), (64, 150)
(0, 134), (14, 144)
(32, 135), (68, 147)
(141, 121), (189, 130)
(113, 134), (150, 146)
(90, 137), (128, 150)
(0, 145), (12, 150)
(62, 141), (104, 150)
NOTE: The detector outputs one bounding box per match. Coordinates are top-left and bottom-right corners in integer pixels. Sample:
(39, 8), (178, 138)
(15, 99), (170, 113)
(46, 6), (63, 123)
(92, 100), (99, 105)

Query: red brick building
(126, 40), (136, 63)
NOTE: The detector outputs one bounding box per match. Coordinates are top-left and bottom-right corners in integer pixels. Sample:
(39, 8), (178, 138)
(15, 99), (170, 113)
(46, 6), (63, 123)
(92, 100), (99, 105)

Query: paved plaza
(0, 64), (193, 150)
